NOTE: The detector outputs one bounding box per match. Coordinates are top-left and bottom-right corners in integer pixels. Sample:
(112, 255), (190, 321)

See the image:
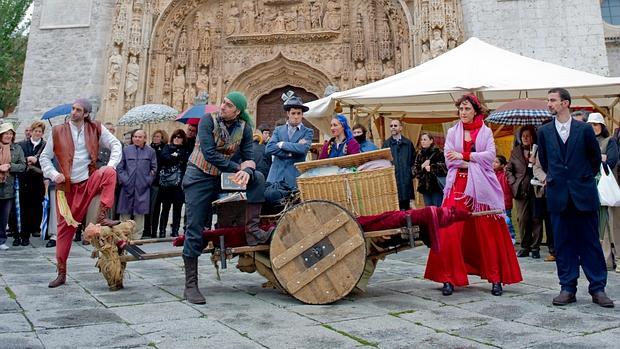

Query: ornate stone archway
(228, 53), (332, 119)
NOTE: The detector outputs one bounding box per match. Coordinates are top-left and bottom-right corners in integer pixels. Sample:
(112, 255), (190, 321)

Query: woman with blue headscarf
(319, 114), (361, 159)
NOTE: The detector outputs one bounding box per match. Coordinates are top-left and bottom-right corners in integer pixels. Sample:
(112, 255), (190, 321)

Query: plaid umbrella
(486, 99), (552, 126)
(117, 104), (179, 126)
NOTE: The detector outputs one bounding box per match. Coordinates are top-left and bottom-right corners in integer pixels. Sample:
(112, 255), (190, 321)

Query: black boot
(491, 282), (503, 296)
(244, 203), (273, 246)
(182, 255), (206, 304)
(442, 282), (454, 296)
(159, 230), (166, 238)
(12, 237), (21, 246)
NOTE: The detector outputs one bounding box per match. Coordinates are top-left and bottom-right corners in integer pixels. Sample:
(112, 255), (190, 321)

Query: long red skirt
(424, 172), (523, 286)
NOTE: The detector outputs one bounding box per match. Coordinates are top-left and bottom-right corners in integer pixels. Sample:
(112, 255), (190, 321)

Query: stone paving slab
(27, 307), (125, 329)
(18, 293), (105, 313)
(0, 312), (32, 332)
(110, 301), (203, 325)
(38, 323), (147, 349)
(327, 313), (493, 349)
(131, 317), (262, 349)
(450, 318), (565, 348)
(0, 332), (44, 349)
(250, 325), (363, 348)
(0, 294), (21, 313)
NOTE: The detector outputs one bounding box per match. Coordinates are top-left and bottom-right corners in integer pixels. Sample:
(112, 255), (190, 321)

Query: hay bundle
(85, 221), (135, 291)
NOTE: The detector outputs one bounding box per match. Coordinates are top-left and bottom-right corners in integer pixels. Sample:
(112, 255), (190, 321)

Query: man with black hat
(39, 98), (122, 288)
(265, 91), (314, 189)
(182, 91), (272, 304)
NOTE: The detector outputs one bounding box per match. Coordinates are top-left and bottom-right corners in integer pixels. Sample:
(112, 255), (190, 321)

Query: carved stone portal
(99, 0), (463, 127)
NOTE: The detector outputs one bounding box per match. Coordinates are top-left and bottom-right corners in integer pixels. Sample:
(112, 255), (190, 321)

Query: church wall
(607, 42), (620, 77)
(16, 0), (115, 125)
(460, 0), (609, 76)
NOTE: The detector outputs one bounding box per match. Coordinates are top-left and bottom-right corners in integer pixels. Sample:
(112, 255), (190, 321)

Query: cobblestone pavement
(1, 239), (619, 349)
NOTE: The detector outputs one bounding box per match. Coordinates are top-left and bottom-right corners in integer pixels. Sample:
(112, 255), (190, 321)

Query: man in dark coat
(116, 129), (157, 240)
(538, 88), (613, 308)
(383, 119), (416, 210)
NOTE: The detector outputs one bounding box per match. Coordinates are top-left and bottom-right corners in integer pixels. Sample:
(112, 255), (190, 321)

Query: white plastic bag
(597, 164), (620, 207)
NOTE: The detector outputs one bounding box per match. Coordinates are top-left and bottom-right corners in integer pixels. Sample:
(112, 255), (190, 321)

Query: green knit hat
(226, 91), (253, 127)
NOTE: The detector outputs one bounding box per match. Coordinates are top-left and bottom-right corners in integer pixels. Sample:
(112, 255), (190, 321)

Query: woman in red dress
(424, 94), (522, 296)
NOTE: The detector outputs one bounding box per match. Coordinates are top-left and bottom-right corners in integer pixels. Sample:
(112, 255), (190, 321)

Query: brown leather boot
(96, 205), (120, 227)
(48, 262), (67, 288)
(183, 256), (206, 304)
(244, 203), (273, 246)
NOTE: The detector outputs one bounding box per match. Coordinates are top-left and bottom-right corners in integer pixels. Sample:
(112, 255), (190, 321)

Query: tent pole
(584, 96), (609, 118)
(493, 125), (505, 137)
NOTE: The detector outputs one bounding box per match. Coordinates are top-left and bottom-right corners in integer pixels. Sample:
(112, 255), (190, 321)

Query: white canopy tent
(304, 37), (620, 135)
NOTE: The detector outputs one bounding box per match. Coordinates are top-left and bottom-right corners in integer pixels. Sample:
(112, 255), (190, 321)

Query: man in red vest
(40, 98), (122, 288)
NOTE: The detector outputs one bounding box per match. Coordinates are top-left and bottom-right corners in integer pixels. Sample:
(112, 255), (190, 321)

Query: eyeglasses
(389, 125), (399, 128)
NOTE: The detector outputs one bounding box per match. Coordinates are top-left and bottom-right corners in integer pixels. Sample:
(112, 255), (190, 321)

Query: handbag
(159, 165), (181, 187)
(597, 163), (620, 207)
(427, 151), (447, 190)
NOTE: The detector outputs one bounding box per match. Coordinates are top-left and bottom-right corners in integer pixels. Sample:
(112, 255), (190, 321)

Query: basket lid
(295, 148), (393, 173)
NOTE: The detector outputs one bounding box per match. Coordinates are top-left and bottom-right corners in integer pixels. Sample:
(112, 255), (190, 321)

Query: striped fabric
(189, 115), (246, 176)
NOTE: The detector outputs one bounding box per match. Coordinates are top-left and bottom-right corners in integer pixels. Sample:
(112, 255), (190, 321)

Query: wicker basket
(295, 149), (399, 216)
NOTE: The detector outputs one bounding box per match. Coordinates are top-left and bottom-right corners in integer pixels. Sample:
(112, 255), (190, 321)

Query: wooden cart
(94, 149), (422, 304)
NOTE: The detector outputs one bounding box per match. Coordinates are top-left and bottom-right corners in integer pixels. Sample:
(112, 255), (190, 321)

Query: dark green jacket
(0, 144), (26, 200)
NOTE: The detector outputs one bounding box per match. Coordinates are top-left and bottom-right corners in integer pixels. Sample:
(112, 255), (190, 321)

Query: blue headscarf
(335, 114), (354, 141)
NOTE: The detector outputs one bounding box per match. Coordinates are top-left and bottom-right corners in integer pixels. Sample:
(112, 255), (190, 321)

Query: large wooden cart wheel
(270, 200), (366, 304)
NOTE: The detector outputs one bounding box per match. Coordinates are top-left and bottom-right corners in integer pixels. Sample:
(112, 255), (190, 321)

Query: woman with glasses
(319, 114), (360, 159)
(158, 129), (189, 238)
(424, 94), (522, 297)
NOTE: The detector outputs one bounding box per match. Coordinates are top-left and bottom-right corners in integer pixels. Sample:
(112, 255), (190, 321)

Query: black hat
(282, 91), (309, 112)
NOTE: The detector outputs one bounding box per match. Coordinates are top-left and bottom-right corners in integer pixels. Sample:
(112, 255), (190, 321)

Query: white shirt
(30, 138), (41, 148)
(554, 116), (572, 144)
(40, 121), (122, 183)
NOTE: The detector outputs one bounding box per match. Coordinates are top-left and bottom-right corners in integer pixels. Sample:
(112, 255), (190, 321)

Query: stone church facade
(15, 0), (614, 130)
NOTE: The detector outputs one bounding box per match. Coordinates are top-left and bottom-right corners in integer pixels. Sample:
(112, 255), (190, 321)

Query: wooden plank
(363, 228), (404, 238)
(129, 237), (176, 245)
(271, 211), (349, 269)
(230, 245), (270, 253)
(121, 247), (215, 262)
(121, 250), (184, 262)
(286, 234), (364, 294)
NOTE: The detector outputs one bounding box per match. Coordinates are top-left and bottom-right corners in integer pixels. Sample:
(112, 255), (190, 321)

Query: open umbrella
(41, 103), (72, 120)
(117, 104), (178, 126)
(486, 99), (552, 126)
(176, 104), (218, 124)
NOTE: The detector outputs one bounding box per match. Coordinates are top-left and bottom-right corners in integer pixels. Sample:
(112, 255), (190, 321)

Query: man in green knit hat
(181, 91), (271, 304)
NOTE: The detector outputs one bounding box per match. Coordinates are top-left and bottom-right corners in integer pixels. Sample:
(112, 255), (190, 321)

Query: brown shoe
(48, 262), (67, 288)
(591, 292), (615, 308)
(544, 255), (556, 262)
(552, 290), (576, 306)
(96, 205), (120, 227)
